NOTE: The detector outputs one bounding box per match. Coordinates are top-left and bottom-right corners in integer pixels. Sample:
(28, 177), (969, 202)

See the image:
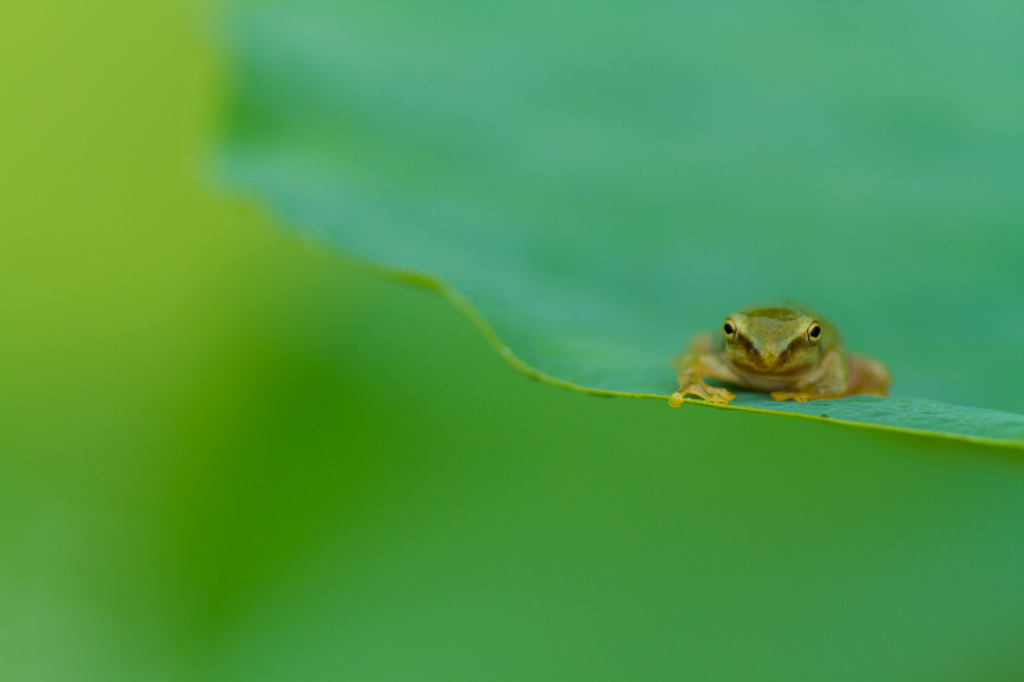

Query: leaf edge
(310, 245), (1024, 454)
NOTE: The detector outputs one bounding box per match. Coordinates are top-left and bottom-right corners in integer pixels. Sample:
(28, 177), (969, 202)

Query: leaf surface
(217, 1), (1024, 448)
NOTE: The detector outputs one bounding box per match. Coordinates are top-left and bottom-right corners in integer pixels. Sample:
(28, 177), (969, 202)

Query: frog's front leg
(771, 349), (849, 402)
(669, 351), (740, 407)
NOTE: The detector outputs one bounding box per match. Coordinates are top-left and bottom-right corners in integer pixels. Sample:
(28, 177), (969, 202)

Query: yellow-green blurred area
(2, 2), (1024, 681)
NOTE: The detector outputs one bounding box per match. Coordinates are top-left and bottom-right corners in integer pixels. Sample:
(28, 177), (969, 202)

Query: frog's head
(722, 307), (824, 375)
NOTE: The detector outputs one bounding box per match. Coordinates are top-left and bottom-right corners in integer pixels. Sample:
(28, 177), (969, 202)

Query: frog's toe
(671, 382), (732, 406)
(771, 391), (811, 402)
(677, 383), (712, 403)
(707, 385), (735, 403)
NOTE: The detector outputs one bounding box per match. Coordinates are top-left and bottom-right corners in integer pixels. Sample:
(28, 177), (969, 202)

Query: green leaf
(216, 1), (1024, 449)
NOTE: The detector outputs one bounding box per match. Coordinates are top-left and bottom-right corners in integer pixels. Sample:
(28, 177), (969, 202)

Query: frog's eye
(807, 322), (822, 344)
(723, 320), (736, 339)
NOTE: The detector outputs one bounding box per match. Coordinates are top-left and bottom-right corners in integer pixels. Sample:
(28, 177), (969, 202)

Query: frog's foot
(848, 354), (891, 397)
(670, 381), (735, 407)
(771, 390), (843, 402)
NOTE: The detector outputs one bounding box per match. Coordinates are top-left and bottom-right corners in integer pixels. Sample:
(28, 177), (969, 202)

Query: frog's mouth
(727, 355), (827, 391)
(727, 352), (816, 377)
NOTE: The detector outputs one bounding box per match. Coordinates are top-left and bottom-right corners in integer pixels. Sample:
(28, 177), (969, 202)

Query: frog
(668, 301), (891, 407)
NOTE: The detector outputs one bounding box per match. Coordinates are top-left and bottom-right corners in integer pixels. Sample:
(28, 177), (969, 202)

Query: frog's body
(668, 301), (890, 407)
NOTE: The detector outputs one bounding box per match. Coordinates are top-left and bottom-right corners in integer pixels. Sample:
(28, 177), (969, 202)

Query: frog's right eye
(723, 320), (736, 339)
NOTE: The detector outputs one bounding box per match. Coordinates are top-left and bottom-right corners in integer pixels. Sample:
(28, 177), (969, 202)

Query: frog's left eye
(807, 322), (822, 344)
(723, 320), (736, 339)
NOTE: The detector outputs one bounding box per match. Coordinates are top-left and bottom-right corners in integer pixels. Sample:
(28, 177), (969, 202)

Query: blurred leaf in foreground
(216, 0), (1024, 447)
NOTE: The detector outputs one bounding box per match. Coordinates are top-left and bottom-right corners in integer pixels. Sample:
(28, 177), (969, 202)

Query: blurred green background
(2, 2), (1024, 681)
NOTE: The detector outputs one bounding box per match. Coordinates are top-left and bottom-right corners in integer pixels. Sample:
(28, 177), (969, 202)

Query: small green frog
(669, 302), (891, 407)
